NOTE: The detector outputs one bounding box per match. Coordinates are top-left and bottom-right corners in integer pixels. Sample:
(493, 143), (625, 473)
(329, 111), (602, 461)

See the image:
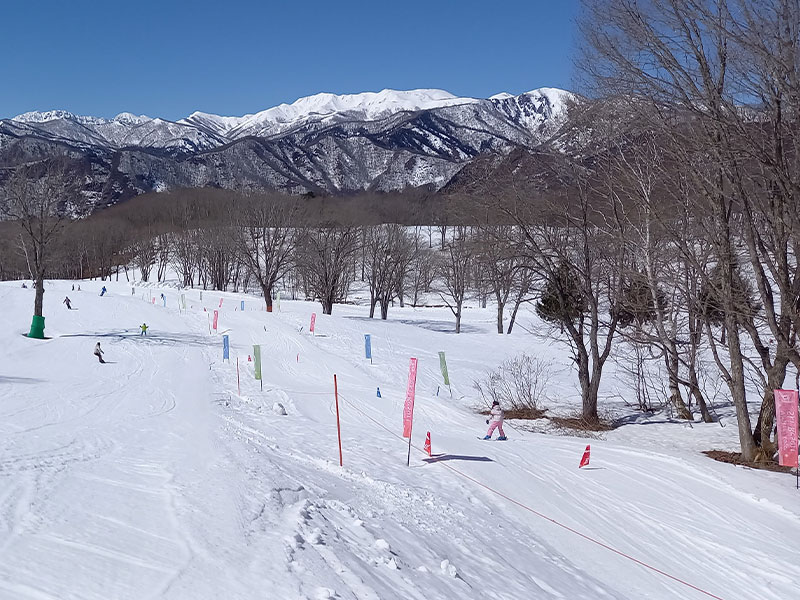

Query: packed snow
(1, 279), (798, 600)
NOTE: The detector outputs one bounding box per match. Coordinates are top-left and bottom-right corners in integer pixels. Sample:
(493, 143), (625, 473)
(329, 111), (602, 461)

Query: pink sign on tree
(775, 389), (799, 468)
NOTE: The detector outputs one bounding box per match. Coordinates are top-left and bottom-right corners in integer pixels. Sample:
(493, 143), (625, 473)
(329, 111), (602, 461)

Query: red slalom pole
(334, 374), (343, 467)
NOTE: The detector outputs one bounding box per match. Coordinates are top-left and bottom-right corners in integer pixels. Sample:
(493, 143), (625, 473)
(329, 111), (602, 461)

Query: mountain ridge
(0, 87), (576, 211)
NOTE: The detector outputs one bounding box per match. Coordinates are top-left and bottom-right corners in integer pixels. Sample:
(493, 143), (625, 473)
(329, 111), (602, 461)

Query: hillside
(0, 279), (797, 599)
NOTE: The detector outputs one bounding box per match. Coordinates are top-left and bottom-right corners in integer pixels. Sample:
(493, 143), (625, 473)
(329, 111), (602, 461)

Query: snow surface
(1, 279), (798, 600)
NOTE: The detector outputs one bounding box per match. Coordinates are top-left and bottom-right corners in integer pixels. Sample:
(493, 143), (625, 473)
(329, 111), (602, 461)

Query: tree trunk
(496, 291), (504, 334)
(666, 344), (692, 420)
(322, 293), (334, 315)
(263, 284), (274, 312)
(34, 275), (45, 317)
(726, 320), (757, 461)
(688, 364), (713, 423)
(577, 352), (598, 423)
(753, 357), (788, 460)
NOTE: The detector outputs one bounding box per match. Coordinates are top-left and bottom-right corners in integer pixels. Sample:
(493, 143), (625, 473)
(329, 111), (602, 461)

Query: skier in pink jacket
(484, 400), (507, 440)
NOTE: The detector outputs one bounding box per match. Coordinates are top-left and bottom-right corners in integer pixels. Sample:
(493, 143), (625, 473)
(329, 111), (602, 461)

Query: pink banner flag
(213, 310), (219, 331)
(775, 389), (799, 468)
(219, 298), (224, 308)
(310, 313), (316, 333)
(402, 358), (418, 438)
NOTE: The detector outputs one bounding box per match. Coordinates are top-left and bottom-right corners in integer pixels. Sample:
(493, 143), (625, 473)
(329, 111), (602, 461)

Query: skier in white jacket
(93, 342), (106, 364)
(483, 400), (507, 440)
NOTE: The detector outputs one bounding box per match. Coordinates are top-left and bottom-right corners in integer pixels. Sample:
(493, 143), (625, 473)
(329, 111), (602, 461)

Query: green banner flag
(438, 351), (450, 386)
(181, 293), (186, 310)
(253, 345), (262, 380)
(276, 290), (281, 312)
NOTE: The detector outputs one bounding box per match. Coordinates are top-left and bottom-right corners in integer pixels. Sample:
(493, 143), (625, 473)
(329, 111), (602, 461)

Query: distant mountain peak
(12, 110), (106, 125)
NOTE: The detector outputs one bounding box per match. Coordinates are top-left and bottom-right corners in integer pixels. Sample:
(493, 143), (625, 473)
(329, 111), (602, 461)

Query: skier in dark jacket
(63, 296), (72, 310)
(100, 286), (107, 296)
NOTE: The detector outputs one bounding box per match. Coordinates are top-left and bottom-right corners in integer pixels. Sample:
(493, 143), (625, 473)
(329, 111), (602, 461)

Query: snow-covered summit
(181, 88), (482, 138)
(12, 110), (107, 126)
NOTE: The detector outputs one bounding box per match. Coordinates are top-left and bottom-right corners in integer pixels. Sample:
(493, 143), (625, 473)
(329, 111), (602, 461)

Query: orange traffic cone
(579, 444), (591, 468)
(424, 432), (431, 456)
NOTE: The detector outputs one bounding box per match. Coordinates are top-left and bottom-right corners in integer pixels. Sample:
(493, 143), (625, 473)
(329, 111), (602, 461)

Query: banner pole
(407, 425), (413, 466)
(334, 374), (343, 467)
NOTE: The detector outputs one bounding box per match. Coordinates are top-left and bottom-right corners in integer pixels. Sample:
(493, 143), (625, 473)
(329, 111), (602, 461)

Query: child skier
(100, 286), (107, 296)
(140, 323), (148, 336)
(484, 400), (507, 440)
(63, 296), (72, 310)
(93, 342), (106, 364)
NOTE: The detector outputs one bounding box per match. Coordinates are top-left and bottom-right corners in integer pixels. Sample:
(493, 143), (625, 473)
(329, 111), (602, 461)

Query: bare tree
(436, 226), (474, 333)
(504, 159), (628, 424)
(475, 225), (531, 333)
(296, 226), (361, 314)
(0, 158), (81, 336)
(578, 0), (800, 459)
(232, 196), (297, 310)
(364, 224), (416, 319)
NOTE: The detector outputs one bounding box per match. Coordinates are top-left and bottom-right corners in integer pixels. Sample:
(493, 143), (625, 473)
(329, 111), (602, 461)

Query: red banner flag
(424, 431), (431, 456)
(219, 298), (223, 308)
(402, 358), (418, 438)
(775, 389), (799, 468)
(212, 310), (219, 331)
(310, 313), (316, 333)
(579, 445), (591, 468)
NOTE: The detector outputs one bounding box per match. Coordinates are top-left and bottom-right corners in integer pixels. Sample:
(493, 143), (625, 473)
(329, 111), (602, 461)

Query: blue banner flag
(223, 335), (230, 360)
(241, 300), (245, 311)
(364, 334), (372, 360)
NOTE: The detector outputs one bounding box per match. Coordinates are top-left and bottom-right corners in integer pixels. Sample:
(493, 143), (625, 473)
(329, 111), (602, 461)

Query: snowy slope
(2, 279), (795, 600)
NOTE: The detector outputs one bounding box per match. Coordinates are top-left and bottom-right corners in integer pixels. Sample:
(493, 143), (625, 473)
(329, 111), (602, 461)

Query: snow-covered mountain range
(0, 88), (574, 208)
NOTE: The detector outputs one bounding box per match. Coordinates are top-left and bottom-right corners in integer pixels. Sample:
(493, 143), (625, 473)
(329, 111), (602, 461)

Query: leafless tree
(579, 0), (800, 459)
(231, 196), (297, 309)
(296, 226), (361, 314)
(363, 224), (417, 319)
(0, 158), (81, 327)
(436, 226), (474, 333)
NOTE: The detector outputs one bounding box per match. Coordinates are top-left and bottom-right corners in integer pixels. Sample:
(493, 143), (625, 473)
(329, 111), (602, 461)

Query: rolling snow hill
(0, 279), (797, 599)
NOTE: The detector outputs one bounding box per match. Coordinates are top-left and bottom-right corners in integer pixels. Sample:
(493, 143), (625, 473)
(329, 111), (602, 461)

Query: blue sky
(1, 0), (578, 121)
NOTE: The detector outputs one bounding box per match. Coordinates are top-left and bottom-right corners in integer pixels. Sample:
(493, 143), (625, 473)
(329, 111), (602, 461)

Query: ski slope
(0, 280), (798, 600)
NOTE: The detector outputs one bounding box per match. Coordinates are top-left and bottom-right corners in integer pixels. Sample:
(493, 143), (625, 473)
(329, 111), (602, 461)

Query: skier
(21, 282), (27, 288)
(100, 286), (107, 296)
(140, 323), (148, 336)
(483, 400), (507, 440)
(93, 342), (106, 364)
(71, 284), (75, 291)
(63, 296), (72, 310)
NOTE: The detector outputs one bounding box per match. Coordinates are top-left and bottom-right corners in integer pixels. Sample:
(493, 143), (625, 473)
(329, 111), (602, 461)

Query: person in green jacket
(140, 323), (148, 336)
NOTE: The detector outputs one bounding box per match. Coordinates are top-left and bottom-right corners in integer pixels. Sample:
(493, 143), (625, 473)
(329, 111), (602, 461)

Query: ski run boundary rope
(337, 392), (726, 600)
